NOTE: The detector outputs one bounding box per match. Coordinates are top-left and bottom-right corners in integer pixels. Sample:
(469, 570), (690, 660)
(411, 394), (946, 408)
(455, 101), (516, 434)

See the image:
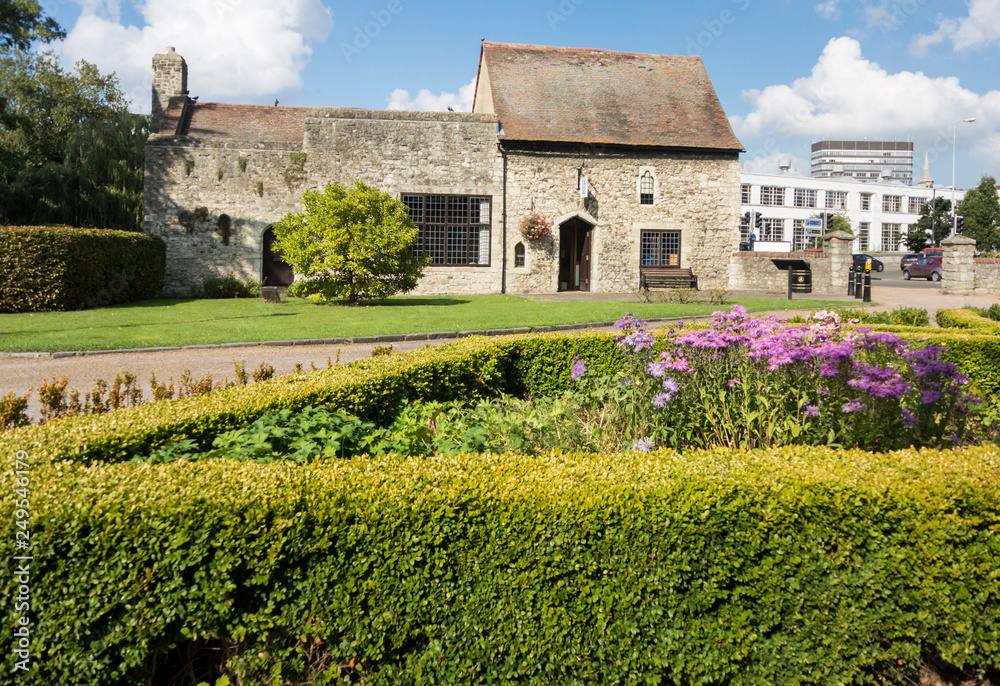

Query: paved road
(2, 285), (996, 421)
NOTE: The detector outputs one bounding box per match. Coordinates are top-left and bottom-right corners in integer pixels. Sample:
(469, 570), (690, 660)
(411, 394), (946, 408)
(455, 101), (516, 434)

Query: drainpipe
(499, 142), (508, 295)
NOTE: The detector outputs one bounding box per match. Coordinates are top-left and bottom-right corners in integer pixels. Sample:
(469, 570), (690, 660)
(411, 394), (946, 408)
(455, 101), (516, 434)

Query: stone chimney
(151, 47), (187, 133)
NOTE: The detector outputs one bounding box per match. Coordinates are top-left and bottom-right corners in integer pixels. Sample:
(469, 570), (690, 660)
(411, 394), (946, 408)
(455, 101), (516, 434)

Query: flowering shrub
(517, 211), (553, 242)
(571, 307), (978, 452)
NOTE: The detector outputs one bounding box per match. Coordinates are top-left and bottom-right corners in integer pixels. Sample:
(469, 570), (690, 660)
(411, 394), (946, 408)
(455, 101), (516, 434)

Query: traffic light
(742, 211), (751, 225)
(956, 215), (964, 233)
(824, 213), (834, 230)
(754, 212), (763, 229)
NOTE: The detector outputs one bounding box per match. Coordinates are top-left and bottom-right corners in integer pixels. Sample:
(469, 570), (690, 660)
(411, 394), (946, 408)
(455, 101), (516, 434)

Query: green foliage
(906, 197), (952, 251)
(0, 51), (144, 231)
(184, 159), (194, 176)
(237, 156), (247, 173)
(255, 180), (263, 197)
(273, 180), (429, 304)
(839, 306), (930, 327)
(956, 175), (1000, 251)
(828, 213), (851, 234)
(0, 391), (29, 429)
(0, 225), (165, 312)
(3, 446), (1000, 684)
(972, 303), (1000, 322)
(199, 276), (260, 299)
(0, 1), (63, 52)
(935, 307), (1000, 333)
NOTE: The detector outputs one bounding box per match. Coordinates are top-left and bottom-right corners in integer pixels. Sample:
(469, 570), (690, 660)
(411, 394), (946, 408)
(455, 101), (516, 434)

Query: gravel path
(3, 284), (997, 422)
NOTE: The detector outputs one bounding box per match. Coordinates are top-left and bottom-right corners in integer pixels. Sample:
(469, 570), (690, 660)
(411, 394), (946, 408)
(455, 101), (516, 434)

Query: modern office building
(810, 140), (915, 185)
(741, 165), (964, 253)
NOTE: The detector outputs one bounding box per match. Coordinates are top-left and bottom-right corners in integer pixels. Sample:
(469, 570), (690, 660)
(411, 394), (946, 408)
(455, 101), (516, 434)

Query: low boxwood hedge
(2, 445), (998, 685)
(0, 225), (165, 312)
(935, 307), (1000, 332)
(0, 332), (625, 465)
(4, 325), (1000, 467)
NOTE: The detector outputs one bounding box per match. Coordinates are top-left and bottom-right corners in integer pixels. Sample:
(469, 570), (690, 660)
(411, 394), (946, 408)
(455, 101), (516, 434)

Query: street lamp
(951, 117), (976, 235)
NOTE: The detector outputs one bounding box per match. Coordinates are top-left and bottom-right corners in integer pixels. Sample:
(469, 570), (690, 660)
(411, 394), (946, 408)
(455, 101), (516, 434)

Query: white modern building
(810, 139), (914, 185)
(741, 162), (965, 253)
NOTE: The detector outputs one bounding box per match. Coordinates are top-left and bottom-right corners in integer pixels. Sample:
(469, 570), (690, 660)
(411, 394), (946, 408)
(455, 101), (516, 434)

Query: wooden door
(262, 227), (294, 286)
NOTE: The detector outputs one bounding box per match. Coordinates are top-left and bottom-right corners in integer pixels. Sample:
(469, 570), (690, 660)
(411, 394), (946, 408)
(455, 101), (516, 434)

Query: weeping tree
(0, 51), (146, 230)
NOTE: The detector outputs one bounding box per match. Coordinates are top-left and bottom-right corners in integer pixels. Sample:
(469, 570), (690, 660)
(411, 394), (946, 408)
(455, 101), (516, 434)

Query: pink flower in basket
(518, 211), (553, 242)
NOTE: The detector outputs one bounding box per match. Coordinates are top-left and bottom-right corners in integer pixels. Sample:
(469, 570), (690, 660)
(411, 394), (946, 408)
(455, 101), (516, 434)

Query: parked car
(903, 255), (943, 281)
(900, 253), (922, 271)
(852, 254), (884, 272)
(924, 247), (944, 257)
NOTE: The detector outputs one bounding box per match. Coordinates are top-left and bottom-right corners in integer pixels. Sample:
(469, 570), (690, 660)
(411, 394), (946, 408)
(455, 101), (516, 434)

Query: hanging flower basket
(518, 211), (553, 242)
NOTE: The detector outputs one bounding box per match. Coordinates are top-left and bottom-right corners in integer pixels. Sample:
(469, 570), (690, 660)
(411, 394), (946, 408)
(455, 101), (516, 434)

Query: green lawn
(0, 295), (851, 353)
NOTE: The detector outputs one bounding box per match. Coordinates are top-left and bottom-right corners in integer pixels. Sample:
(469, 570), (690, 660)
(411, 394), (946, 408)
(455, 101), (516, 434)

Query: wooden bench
(639, 267), (698, 290)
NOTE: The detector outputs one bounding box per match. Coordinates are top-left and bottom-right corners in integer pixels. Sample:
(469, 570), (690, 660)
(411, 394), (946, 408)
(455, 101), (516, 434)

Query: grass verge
(0, 295), (850, 352)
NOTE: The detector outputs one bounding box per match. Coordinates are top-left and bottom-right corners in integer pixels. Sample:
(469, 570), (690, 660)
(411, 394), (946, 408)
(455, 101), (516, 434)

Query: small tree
(956, 175), (1000, 252)
(907, 197), (951, 251)
(273, 181), (429, 304)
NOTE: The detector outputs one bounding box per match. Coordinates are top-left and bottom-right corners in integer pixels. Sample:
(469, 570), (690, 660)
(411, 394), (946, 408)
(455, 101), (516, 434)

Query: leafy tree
(0, 1), (63, 52)
(274, 181), (429, 303)
(828, 214), (852, 234)
(905, 197), (951, 252)
(956, 175), (1000, 252)
(0, 51), (146, 230)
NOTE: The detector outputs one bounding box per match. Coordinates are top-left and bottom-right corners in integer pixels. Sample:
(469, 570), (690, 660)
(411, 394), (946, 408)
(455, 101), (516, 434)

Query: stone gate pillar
(822, 230), (855, 293)
(941, 235), (977, 295)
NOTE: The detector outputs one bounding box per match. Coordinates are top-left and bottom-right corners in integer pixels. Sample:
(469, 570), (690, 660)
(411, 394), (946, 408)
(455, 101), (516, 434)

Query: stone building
(144, 41), (744, 295)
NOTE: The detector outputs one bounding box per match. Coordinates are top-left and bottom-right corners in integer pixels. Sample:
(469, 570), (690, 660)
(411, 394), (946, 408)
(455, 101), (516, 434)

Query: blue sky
(45, 0), (999, 189)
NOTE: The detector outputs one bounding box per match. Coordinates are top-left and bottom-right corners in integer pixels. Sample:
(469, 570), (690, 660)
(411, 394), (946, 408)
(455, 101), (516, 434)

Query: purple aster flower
(901, 407), (917, 428)
(920, 390), (942, 405)
(653, 392), (670, 408)
(662, 377), (679, 394)
(805, 405), (820, 418)
(632, 437), (656, 453)
(727, 379), (740, 389)
(947, 433), (959, 443)
(647, 361), (667, 378)
(842, 400), (866, 414)
(570, 355), (587, 382)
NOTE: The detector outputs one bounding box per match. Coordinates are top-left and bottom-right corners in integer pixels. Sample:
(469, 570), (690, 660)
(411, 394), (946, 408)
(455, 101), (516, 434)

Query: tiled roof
(477, 42), (744, 151)
(156, 99), (308, 144)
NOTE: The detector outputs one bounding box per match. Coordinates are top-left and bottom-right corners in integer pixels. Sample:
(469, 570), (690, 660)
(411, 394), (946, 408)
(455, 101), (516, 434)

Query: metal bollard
(862, 270), (872, 303)
(854, 269), (863, 300)
(847, 268), (855, 296)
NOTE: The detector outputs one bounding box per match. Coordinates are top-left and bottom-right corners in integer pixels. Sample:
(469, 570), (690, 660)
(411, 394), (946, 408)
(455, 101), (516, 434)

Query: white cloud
(386, 77), (476, 112)
(815, 0), (842, 20)
(911, 0), (1000, 54)
(54, 0), (334, 111)
(731, 36), (1000, 176)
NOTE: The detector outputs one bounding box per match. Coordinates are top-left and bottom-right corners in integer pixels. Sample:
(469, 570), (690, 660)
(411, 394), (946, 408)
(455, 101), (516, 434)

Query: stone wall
(503, 146), (741, 293)
(144, 109), (503, 294)
(727, 232), (853, 295)
(972, 257), (1000, 294)
(940, 235), (977, 295)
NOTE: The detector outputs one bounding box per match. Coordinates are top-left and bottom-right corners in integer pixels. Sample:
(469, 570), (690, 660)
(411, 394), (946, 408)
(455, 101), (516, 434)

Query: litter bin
(790, 269), (812, 293)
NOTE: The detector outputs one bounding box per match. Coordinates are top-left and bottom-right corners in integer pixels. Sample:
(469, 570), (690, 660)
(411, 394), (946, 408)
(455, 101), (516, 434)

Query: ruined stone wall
(144, 109), (503, 294)
(503, 147), (740, 293)
(972, 257), (1000, 294)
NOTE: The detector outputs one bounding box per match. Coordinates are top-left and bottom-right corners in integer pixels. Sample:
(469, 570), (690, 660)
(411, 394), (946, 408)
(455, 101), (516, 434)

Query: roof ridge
(482, 40), (701, 61)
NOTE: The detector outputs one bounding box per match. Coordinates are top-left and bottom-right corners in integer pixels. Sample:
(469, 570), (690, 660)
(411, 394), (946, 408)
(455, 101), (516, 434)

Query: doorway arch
(262, 227), (294, 286)
(558, 217), (593, 292)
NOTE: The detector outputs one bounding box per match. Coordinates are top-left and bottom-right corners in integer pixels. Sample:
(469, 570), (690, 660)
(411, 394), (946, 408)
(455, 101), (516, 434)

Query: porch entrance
(558, 219), (592, 292)
(262, 227), (294, 287)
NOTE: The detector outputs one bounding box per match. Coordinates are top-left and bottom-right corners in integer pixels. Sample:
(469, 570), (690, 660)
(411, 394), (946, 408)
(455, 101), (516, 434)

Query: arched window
(640, 172), (654, 205)
(514, 241), (525, 268)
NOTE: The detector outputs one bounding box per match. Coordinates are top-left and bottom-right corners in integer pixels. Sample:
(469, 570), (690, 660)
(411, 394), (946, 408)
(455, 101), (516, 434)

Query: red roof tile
(478, 42), (744, 151)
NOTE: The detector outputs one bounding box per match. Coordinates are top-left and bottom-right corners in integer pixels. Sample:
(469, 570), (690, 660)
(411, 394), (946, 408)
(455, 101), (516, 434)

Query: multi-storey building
(740, 168), (965, 253)
(810, 140), (914, 185)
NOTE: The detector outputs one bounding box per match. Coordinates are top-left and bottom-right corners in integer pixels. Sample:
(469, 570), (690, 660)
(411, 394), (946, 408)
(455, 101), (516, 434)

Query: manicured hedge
(0, 225), (165, 312)
(0, 332), (624, 465)
(2, 445), (998, 685)
(936, 307), (1000, 333)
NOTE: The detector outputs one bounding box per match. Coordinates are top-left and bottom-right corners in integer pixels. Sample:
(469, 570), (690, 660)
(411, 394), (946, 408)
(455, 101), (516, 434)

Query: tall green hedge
(0, 226), (165, 312)
(2, 446), (999, 685)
